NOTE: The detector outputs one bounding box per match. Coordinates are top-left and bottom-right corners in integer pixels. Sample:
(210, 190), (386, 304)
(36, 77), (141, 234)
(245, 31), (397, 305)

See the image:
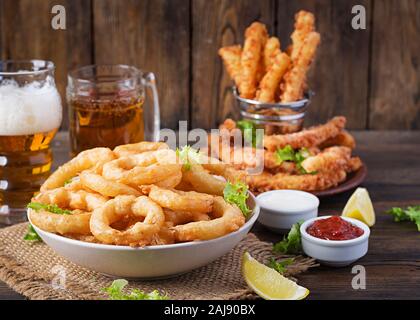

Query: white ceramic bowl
(256, 190), (319, 233)
(28, 193), (259, 279)
(300, 216), (370, 267)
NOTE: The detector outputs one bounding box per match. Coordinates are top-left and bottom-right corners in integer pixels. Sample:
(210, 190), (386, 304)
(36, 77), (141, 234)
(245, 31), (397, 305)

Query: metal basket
(233, 87), (313, 134)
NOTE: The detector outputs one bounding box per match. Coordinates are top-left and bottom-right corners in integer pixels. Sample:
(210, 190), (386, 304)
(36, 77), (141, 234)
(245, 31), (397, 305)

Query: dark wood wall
(0, 0), (418, 130)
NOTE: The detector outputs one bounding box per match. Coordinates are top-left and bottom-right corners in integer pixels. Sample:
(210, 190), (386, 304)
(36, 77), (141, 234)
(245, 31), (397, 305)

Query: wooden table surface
(1, 131), (420, 300)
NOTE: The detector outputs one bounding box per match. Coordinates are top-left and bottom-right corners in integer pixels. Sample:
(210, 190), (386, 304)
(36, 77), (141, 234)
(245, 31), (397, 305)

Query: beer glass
(67, 65), (160, 156)
(0, 60), (62, 224)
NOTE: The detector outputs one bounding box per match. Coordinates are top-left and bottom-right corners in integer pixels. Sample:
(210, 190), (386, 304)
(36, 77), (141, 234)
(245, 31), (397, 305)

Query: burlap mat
(0, 223), (317, 300)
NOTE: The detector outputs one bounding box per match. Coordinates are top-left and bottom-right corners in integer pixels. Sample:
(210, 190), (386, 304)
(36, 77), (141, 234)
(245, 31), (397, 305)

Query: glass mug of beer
(0, 60), (62, 224)
(67, 65), (160, 156)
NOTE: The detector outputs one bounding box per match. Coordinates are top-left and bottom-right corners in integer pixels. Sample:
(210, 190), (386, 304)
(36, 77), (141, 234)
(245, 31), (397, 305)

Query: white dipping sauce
(256, 190), (320, 233)
(258, 190), (319, 213)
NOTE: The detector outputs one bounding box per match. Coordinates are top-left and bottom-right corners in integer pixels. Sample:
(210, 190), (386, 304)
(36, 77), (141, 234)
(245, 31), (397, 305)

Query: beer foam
(0, 81), (62, 135)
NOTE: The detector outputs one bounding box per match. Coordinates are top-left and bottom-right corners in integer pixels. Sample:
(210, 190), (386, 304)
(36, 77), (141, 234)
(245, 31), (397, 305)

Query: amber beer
(68, 95), (145, 155)
(67, 65), (160, 155)
(0, 61), (62, 223)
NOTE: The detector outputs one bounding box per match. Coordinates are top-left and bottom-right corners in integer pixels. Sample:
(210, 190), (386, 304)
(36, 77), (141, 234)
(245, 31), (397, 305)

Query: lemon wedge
(242, 252), (309, 300)
(342, 187), (375, 227)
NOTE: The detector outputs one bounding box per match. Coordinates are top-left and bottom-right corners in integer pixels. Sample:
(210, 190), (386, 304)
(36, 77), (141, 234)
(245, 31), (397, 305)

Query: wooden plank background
(0, 0), (418, 130)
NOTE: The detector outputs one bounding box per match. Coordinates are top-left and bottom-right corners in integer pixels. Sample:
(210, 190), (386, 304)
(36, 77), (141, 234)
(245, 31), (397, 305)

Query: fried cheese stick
(281, 31), (320, 102)
(247, 169), (348, 193)
(257, 52), (291, 103)
(239, 22), (268, 99)
(319, 130), (356, 149)
(301, 146), (351, 173)
(264, 116), (346, 151)
(290, 10), (315, 62)
(218, 45), (242, 88)
(263, 37), (281, 72)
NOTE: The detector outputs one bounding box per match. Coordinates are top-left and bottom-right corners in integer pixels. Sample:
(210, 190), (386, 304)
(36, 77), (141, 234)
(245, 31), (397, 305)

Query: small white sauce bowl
(300, 216), (370, 267)
(256, 190), (319, 233)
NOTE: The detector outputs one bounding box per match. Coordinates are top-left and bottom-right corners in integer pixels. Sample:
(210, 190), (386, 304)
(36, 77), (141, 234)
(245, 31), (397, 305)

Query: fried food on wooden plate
(264, 116), (346, 151)
(30, 142), (249, 247)
(210, 117), (363, 193)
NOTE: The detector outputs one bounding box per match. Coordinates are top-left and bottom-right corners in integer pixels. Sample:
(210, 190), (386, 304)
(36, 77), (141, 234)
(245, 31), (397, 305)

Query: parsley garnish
(223, 181), (251, 217)
(27, 202), (72, 215)
(176, 146), (201, 171)
(267, 257), (295, 274)
(102, 279), (168, 300)
(387, 206), (420, 231)
(275, 145), (316, 175)
(273, 221), (303, 254)
(23, 224), (42, 242)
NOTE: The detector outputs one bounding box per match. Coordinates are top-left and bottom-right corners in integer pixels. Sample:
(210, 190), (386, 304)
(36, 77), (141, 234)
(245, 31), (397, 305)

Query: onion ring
(113, 141), (169, 157)
(142, 185), (213, 213)
(182, 164), (227, 196)
(29, 188), (107, 235)
(79, 171), (142, 197)
(102, 149), (181, 187)
(173, 196), (245, 241)
(41, 148), (116, 191)
(90, 195), (165, 246)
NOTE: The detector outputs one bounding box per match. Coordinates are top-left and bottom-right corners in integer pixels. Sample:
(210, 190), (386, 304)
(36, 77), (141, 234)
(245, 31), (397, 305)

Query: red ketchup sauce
(306, 216), (364, 241)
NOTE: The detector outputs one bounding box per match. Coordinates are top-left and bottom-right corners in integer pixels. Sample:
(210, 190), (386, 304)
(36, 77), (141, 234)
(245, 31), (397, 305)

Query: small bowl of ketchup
(300, 216), (370, 267)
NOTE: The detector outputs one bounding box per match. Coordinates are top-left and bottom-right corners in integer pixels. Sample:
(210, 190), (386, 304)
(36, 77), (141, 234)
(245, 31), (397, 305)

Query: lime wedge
(242, 252), (309, 300)
(342, 188), (375, 227)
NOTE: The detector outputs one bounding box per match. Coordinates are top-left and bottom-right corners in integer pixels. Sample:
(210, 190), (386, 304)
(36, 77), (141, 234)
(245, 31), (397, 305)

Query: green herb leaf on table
(103, 279), (168, 300)
(273, 221), (302, 254)
(27, 202), (72, 215)
(223, 181), (251, 217)
(267, 257), (295, 274)
(236, 120), (262, 148)
(387, 206), (420, 231)
(23, 224), (42, 242)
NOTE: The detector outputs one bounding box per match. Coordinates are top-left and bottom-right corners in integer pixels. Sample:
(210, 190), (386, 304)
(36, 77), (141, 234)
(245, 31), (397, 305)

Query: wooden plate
(311, 165), (368, 197)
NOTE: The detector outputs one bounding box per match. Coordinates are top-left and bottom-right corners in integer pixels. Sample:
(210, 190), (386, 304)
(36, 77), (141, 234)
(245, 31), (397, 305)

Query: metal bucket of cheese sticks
(233, 87), (314, 135)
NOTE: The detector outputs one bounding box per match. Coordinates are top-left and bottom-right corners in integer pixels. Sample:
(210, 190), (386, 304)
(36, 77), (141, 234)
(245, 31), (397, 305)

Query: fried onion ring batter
(41, 148), (116, 191)
(142, 185), (213, 214)
(29, 188), (107, 235)
(102, 149), (181, 187)
(90, 195), (165, 246)
(173, 197), (245, 241)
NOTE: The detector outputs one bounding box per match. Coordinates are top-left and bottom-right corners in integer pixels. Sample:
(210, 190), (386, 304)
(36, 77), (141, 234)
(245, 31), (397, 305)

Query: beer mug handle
(142, 72), (160, 142)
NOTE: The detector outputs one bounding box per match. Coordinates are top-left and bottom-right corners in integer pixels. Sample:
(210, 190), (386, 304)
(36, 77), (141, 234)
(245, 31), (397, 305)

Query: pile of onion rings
(28, 142), (247, 247)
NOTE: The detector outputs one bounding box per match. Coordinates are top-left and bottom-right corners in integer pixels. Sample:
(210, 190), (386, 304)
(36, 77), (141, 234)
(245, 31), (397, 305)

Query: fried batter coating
(218, 45), (243, 88)
(290, 10), (315, 62)
(239, 22), (268, 99)
(257, 52), (291, 103)
(264, 116), (346, 151)
(173, 197), (245, 241)
(263, 37), (281, 72)
(319, 130), (356, 149)
(281, 31), (320, 102)
(301, 146), (352, 173)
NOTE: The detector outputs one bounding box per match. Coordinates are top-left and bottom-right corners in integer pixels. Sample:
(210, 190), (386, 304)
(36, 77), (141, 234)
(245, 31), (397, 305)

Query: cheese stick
(263, 37), (281, 72)
(239, 22), (268, 99)
(257, 52), (291, 103)
(218, 45), (242, 88)
(281, 31), (320, 102)
(290, 10), (315, 62)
